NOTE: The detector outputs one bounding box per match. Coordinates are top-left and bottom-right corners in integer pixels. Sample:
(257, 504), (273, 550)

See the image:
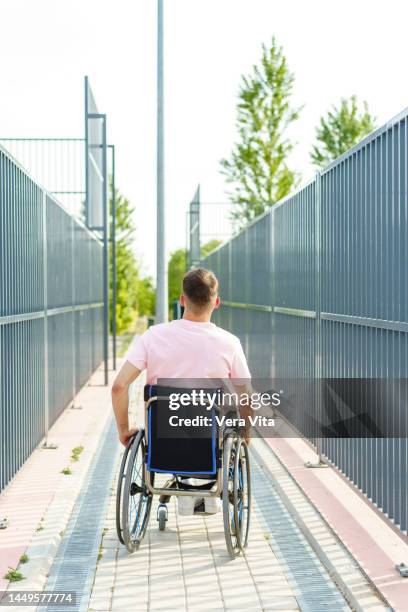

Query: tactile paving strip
(38, 415), (120, 612)
(251, 449), (350, 611)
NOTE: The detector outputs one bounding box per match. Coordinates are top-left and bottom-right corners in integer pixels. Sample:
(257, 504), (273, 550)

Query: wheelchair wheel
(157, 504), (168, 531)
(222, 433), (241, 558)
(116, 435), (134, 545)
(121, 429), (153, 553)
(233, 438), (251, 550)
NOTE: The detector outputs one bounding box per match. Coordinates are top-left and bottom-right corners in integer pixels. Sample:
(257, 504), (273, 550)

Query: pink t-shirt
(125, 319), (251, 384)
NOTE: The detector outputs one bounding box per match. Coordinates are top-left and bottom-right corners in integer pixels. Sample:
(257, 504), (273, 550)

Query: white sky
(1, 0), (408, 277)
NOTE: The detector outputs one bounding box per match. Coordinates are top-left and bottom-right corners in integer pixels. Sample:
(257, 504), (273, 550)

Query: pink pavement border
(265, 436), (408, 612)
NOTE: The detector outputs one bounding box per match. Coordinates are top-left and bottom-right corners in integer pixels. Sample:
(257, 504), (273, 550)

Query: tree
(136, 276), (155, 317)
(200, 239), (222, 259)
(220, 37), (301, 227)
(311, 96), (376, 168)
(167, 240), (223, 318)
(109, 187), (155, 334)
(167, 248), (187, 314)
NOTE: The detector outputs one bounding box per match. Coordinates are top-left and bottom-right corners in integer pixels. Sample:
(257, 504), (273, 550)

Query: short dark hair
(182, 268), (219, 307)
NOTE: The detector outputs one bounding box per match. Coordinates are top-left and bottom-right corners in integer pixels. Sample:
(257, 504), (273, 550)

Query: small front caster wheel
(157, 504), (168, 531)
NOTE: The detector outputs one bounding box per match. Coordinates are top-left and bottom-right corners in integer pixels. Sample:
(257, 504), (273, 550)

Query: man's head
(180, 268), (220, 316)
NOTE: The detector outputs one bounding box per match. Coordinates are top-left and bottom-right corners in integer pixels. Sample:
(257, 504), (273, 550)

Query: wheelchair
(116, 385), (251, 559)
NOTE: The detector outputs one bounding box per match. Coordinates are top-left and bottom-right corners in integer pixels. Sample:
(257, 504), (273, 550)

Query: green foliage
(221, 37), (301, 227)
(109, 187), (155, 333)
(61, 467), (72, 475)
(19, 554), (29, 564)
(200, 239), (222, 259)
(168, 248), (187, 316)
(136, 276), (155, 317)
(5, 569), (24, 582)
(167, 240), (223, 318)
(71, 446), (84, 462)
(311, 96), (376, 168)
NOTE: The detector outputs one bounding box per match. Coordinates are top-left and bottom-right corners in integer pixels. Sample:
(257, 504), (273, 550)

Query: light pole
(156, 0), (168, 322)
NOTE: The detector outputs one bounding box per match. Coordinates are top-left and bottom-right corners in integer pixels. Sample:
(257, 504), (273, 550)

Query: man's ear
(214, 296), (220, 309)
(180, 294), (185, 307)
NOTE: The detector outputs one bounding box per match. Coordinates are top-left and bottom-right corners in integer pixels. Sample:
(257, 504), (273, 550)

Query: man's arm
(234, 383), (254, 445)
(230, 338), (253, 444)
(111, 361), (142, 446)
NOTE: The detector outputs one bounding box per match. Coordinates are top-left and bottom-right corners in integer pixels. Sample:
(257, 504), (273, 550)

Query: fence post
(307, 171), (326, 468)
(189, 185), (201, 268)
(70, 216), (81, 409)
(270, 208), (275, 379)
(41, 192), (56, 449)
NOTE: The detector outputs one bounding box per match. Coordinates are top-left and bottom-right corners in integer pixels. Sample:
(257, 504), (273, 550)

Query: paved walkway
(90, 479), (302, 611)
(82, 378), (384, 612)
(1, 371), (398, 611)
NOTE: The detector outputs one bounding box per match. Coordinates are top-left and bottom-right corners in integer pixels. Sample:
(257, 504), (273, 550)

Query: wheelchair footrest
(160, 479), (216, 495)
(176, 480), (215, 492)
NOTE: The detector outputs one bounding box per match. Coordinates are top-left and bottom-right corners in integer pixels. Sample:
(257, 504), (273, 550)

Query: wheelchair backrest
(145, 385), (221, 476)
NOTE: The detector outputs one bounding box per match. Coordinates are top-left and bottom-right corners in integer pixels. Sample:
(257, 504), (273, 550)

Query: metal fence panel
(48, 311), (74, 427)
(318, 112), (408, 532)
(47, 197), (74, 309)
(200, 108), (408, 534)
(0, 153), (44, 317)
(0, 319), (45, 489)
(0, 139), (85, 219)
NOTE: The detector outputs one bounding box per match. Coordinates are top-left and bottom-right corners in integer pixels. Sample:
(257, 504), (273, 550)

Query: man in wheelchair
(111, 268), (253, 556)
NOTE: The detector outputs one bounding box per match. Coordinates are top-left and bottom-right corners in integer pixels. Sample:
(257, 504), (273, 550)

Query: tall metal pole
(102, 116), (109, 385)
(109, 144), (117, 370)
(156, 0), (168, 322)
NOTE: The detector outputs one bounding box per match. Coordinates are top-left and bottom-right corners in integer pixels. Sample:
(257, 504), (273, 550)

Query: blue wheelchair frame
(144, 391), (223, 500)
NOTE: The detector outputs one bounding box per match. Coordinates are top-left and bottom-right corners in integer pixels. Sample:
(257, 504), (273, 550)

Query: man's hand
(234, 383), (253, 447)
(119, 427), (139, 447)
(239, 426), (251, 446)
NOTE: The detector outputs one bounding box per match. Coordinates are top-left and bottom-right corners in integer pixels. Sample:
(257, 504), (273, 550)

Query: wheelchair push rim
(233, 437), (251, 550)
(222, 433), (242, 558)
(121, 429), (153, 553)
(116, 434), (134, 545)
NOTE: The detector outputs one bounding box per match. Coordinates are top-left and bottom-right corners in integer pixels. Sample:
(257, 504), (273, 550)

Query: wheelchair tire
(157, 505), (167, 531)
(121, 429), (153, 553)
(116, 435), (135, 545)
(222, 432), (241, 558)
(233, 438), (251, 550)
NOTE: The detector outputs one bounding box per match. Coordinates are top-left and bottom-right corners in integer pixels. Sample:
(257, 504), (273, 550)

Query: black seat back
(145, 385), (220, 476)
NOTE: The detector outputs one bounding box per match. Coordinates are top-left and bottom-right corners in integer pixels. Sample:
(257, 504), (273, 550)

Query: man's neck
(182, 310), (212, 323)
